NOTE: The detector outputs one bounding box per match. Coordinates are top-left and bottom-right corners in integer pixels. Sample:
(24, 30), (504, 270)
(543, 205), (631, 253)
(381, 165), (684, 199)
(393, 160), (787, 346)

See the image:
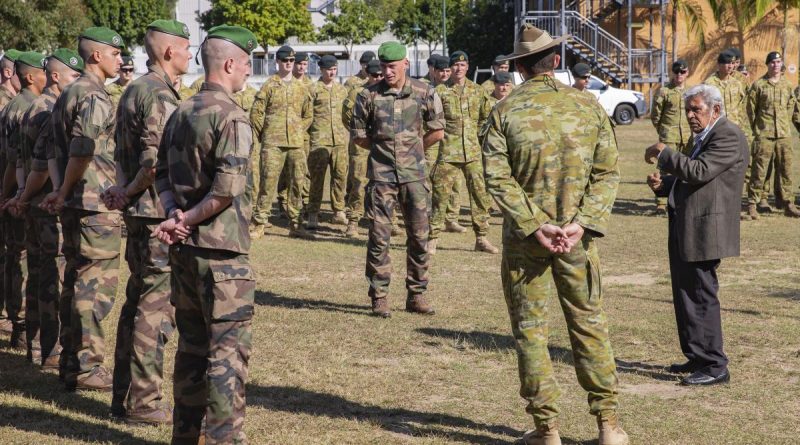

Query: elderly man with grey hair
(644, 83), (748, 387)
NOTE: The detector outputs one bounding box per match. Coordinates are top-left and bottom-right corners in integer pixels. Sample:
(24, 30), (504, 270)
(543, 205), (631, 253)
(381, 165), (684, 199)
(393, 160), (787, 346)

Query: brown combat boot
(345, 221), (359, 238)
(371, 297), (391, 318)
(784, 203), (800, 218)
(248, 223), (265, 240)
(428, 238), (438, 255)
(757, 198), (773, 213)
(9, 329), (26, 350)
(406, 294), (435, 315)
(474, 236), (499, 254)
(742, 203), (759, 220)
(522, 423), (562, 445)
(306, 213), (319, 230)
(126, 402), (173, 425)
(597, 414), (629, 445)
(76, 365), (113, 392)
(444, 220), (467, 233)
(42, 354), (60, 370)
(289, 223), (316, 240)
(332, 211), (348, 225)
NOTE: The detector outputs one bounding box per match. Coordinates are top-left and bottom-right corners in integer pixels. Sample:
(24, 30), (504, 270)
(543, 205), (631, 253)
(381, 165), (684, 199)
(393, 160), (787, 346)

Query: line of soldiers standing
(651, 48), (800, 219)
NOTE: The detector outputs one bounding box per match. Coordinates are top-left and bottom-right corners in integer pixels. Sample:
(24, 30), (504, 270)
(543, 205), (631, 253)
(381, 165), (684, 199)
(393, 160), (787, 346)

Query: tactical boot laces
(475, 236), (499, 254)
(444, 220), (467, 233)
(306, 213), (319, 230)
(597, 414), (629, 445)
(428, 238), (438, 255)
(126, 402), (174, 425)
(345, 221), (359, 238)
(371, 297), (391, 318)
(522, 423), (562, 445)
(76, 365), (113, 392)
(406, 294), (435, 315)
(289, 223), (316, 240)
(332, 211), (348, 225)
(784, 203), (800, 218)
(757, 198), (773, 213)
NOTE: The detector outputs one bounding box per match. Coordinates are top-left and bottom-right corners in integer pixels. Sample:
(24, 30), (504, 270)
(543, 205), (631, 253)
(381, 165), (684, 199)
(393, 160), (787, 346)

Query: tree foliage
(84, 0), (174, 48)
(390, 0), (465, 53)
(448, 0), (515, 74)
(706, 0), (773, 59)
(0, 0), (92, 52)
(319, 0), (385, 56)
(200, 0), (316, 48)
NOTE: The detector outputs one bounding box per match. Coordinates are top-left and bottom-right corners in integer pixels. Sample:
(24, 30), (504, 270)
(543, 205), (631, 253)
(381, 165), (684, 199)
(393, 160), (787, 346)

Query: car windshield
(587, 77), (605, 90)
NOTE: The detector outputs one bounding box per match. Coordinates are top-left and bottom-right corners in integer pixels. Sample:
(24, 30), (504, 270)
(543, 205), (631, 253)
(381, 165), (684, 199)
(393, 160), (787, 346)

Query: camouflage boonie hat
(80, 26), (125, 49)
(15, 51), (46, 69)
(378, 41), (406, 62)
(276, 45), (295, 60)
(147, 19), (190, 39)
(449, 51), (468, 66)
(3, 49), (22, 62)
(50, 48), (84, 72)
(207, 25), (259, 55)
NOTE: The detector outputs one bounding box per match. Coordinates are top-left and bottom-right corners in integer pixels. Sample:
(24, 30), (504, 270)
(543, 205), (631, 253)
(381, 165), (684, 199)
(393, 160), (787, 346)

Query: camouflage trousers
(748, 137), (794, 205)
(0, 216), (6, 331)
(277, 137), (311, 206)
(112, 216), (175, 416)
(346, 144), (370, 223)
(169, 245), (254, 445)
(60, 209), (121, 378)
(26, 213), (64, 363)
(656, 141), (689, 206)
(4, 217), (28, 343)
(430, 160), (492, 238)
(425, 146), (461, 222)
(307, 144), (348, 214)
(501, 236), (619, 427)
(366, 180), (430, 300)
(255, 144), (307, 226)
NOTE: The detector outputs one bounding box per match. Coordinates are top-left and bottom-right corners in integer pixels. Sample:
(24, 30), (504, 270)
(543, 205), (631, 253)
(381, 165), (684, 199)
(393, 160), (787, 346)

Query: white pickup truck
(510, 70), (646, 125)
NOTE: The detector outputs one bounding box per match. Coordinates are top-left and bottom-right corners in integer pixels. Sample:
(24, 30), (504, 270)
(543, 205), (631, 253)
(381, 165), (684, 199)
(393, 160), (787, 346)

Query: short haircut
(683, 84), (726, 116)
(515, 47), (558, 76)
(200, 38), (242, 72)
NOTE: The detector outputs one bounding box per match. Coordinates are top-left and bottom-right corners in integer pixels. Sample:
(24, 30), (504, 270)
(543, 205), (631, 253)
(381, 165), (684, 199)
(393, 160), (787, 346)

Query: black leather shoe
(680, 370), (730, 386)
(667, 361), (702, 374)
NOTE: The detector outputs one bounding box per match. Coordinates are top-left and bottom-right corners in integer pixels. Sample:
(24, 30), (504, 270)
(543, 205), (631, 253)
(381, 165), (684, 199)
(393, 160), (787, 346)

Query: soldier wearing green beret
(105, 55), (135, 109)
(4, 49), (82, 370)
(0, 51), (47, 353)
(153, 24), (257, 444)
(481, 54), (513, 93)
(429, 50), (499, 254)
(41, 26), (124, 391)
(351, 41), (445, 317)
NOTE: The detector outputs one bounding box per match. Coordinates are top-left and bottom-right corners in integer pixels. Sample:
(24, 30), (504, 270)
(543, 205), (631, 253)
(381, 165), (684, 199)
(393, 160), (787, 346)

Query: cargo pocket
(79, 212), (121, 261)
(209, 260), (255, 322)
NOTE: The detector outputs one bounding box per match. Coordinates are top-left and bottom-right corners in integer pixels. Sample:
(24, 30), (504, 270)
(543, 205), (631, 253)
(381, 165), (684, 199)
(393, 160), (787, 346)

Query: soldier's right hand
(647, 172), (663, 191)
(534, 224), (570, 254)
(40, 191), (65, 215)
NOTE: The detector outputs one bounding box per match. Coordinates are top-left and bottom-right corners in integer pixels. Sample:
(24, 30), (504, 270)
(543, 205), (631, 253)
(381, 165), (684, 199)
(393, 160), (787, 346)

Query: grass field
(0, 120), (798, 444)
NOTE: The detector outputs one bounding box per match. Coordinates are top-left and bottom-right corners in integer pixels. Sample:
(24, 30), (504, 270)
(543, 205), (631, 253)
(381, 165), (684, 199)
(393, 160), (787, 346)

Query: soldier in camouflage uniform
(344, 51), (374, 91)
(429, 51), (498, 254)
(651, 60), (693, 213)
(6, 49), (82, 369)
(351, 41), (445, 318)
(0, 52), (47, 354)
(105, 55), (134, 110)
(154, 25), (257, 444)
(485, 71), (513, 109)
(482, 25), (627, 445)
(102, 20), (193, 425)
(481, 55), (513, 93)
(745, 51), (800, 219)
(250, 45), (313, 238)
(41, 27), (124, 391)
(306, 55), (349, 229)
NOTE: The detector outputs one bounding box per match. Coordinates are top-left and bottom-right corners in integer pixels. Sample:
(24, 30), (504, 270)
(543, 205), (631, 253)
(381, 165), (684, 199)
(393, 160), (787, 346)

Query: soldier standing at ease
(344, 51), (375, 91)
(429, 51), (498, 254)
(105, 56), (134, 109)
(481, 55), (513, 93)
(651, 60), (693, 214)
(102, 19), (192, 425)
(351, 41), (444, 318)
(154, 25), (257, 444)
(306, 55), (349, 229)
(745, 51), (800, 219)
(250, 45), (313, 239)
(40, 27), (124, 391)
(482, 25), (627, 445)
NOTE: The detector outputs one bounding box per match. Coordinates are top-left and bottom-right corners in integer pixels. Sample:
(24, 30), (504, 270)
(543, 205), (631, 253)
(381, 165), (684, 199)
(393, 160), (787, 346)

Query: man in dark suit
(644, 84), (749, 386)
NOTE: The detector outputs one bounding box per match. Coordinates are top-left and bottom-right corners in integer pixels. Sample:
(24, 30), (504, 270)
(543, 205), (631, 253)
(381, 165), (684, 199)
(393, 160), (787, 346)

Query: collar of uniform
(529, 73), (560, 90)
(201, 81), (237, 104)
(379, 78), (412, 97)
(763, 75), (784, 85)
(82, 71), (105, 88)
(148, 63), (180, 98)
(19, 88), (37, 101)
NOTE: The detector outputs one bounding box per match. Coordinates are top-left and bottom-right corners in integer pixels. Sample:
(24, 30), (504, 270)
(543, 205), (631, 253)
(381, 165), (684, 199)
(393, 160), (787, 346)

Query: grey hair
(683, 84), (725, 115)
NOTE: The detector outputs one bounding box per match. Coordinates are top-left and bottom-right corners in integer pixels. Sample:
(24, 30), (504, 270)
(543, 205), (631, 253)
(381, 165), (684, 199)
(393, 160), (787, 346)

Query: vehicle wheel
(613, 104), (635, 125)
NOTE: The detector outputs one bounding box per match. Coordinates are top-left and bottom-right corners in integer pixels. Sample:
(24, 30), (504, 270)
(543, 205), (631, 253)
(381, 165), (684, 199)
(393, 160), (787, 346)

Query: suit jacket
(655, 117), (749, 262)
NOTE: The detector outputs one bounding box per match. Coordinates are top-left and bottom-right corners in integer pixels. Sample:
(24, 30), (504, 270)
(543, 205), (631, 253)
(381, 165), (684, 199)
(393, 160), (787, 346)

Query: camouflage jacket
(650, 82), (692, 145)
(0, 89), (37, 191)
(705, 74), (752, 139)
(115, 64), (181, 219)
(250, 74), (311, 148)
(482, 75), (619, 242)
(52, 71), (118, 213)
(155, 82), (252, 254)
(344, 72), (369, 92)
(342, 84), (360, 131)
(19, 88), (57, 213)
(435, 79), (492, 163)
(187, 77), (257, 114)
(105, 80), (129, 110)
(351, 78), (445, 183)
(747, 76), (800, 139)
(0, 88), (14, 111)
(309, 80), (349, 147)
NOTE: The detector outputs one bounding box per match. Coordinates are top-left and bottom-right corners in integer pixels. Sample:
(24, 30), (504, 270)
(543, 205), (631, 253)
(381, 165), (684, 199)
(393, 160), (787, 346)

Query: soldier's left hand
(40, 191), (65, 215)
(644, 142), (666, 164)
(561, 223), (585, 253)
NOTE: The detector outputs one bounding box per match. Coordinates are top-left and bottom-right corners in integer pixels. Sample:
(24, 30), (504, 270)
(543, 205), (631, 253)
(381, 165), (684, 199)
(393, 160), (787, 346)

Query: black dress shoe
(680, 370), (730, 386)
(667, 361), (702, 374)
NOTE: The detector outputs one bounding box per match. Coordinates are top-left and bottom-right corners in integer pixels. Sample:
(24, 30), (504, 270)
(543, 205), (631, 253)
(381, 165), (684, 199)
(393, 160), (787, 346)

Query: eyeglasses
(121, 68), (134, 73)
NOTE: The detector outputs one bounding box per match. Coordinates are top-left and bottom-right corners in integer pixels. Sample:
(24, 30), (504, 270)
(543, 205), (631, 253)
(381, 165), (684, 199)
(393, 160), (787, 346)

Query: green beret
(276, 45), (295, 60)
(492, 71), (513, 84)
(366, 59), (381, 75)
(3, 49), (22, 62)
(148, 19), (190, 39)
(207, 25), (259, 55)
(449, 51), (468, 66)
(432, 54), (449, 70)
(571, 62), (591, 78)
(318, 55), (337, 69)
(80, 26), (124, 49)
(296, 52), (309, 62)
(378, 41), (406, 63)
(50, 48), (84, 72)
(359, 51), (375, 64)
(15, 51), (46, 70)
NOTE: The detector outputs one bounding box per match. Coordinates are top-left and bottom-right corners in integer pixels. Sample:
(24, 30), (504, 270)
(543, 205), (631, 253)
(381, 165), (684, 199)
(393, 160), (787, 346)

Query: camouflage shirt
(115, 64), (181, 218)
(351, 78), (445, 184)
(250, 74), (311, 148)
(0, 89), (37, 188)
(188, 77), (257, 114)
(747, 76), (800, 139)
(435, 79), (492, 163)
(482, 75), (619, 242)
(650, 82), (692, 145)
(105, 80), (129, 110)
(309, 80), (349, 147)
(52, 71), (118, 213)
(344, 72), (369, 92)
(19, 88), (57, 213)
(341, 84), (361, 131)
(0, 87), (14, 111)
(705, 73), (752, 139)
(155, 82), (252, 254)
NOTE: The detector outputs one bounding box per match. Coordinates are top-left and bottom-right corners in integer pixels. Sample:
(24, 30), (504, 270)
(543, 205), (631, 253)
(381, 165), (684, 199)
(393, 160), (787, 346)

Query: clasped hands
(100, 185), (130, 211)
(153, 209), (192, 245)
(1, 195), (29, 218)
(534, 222), (584, 254)
(644, 142), (666, 165)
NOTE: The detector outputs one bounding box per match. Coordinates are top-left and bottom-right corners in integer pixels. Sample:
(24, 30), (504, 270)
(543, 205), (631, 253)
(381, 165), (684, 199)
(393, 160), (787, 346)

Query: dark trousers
(668, 212), (729, 376)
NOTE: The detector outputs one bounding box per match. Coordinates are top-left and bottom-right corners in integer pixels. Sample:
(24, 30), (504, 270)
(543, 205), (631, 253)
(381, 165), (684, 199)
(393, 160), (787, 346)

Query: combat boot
(474, 236), (499, 254)
(743, 204), (759, 220)
(428, 238), (438, 255)
(306, 213), (319, 230)
(76, 365), (113, 392)
(522, 423), (561, 445)
(42, 354), (60, 370)
(249, 223), (265, 240)
(406, 294), (435, 315)
(332, 211), (348, 225)
(289, 223), (316, 240)
(784, 203), (800, 218)
(0, 319), (12, 336)
(444, 220), (467, 233)
(9, 329), (26, 350)
(345, 221), (359, 238)
(597, 414), (629, 445)
(126, 402), (173, 425)
(757, 198), (773, 213)
(371, 297), (391, 318)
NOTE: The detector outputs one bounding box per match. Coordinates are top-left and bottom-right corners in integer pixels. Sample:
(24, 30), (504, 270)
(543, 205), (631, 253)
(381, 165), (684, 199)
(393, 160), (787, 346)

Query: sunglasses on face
(580, 75), (590, 80)
(121, 68), (134, 73)
(673, 69), (688, 74)
(369, 73), (384, 78)
(281, 58), (295, 63)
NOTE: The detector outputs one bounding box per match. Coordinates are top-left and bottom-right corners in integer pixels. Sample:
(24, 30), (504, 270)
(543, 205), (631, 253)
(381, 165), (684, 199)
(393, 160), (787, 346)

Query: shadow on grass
(254, 290), (373, 316)
(623, 293), (800, 320)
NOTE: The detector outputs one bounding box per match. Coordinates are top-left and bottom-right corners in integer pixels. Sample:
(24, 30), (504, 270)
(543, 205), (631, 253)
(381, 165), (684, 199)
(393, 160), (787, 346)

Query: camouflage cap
(378, 41), (406, 62)
(366, 59), (381, 75)
(717, 50), (735, 64)
(571, 62), (591, 77)
(318, 54), (337, 69)
(50, 48), (84, 72)
(432, 54), (449, 70)
(449, 50), (468, 66)
(766, 51), (782, 64)
(147, 19), (191, 39)
(359, 51), (376, 64)
(296, 52), (309, 62)
(3, 49), (22, 62)
(492, 71), (513, 84)
(276, 45), (295, 60)
(207, 25), (259, 55)
(15, 51), (46, 70)
(80, 26), (125, 49)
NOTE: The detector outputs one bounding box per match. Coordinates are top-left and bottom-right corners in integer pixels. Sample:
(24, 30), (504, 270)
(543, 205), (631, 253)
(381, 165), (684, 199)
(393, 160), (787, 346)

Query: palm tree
(706, 0), (773, 60)
(776, 0), (800, 57)
(670, 0), (707, 61)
